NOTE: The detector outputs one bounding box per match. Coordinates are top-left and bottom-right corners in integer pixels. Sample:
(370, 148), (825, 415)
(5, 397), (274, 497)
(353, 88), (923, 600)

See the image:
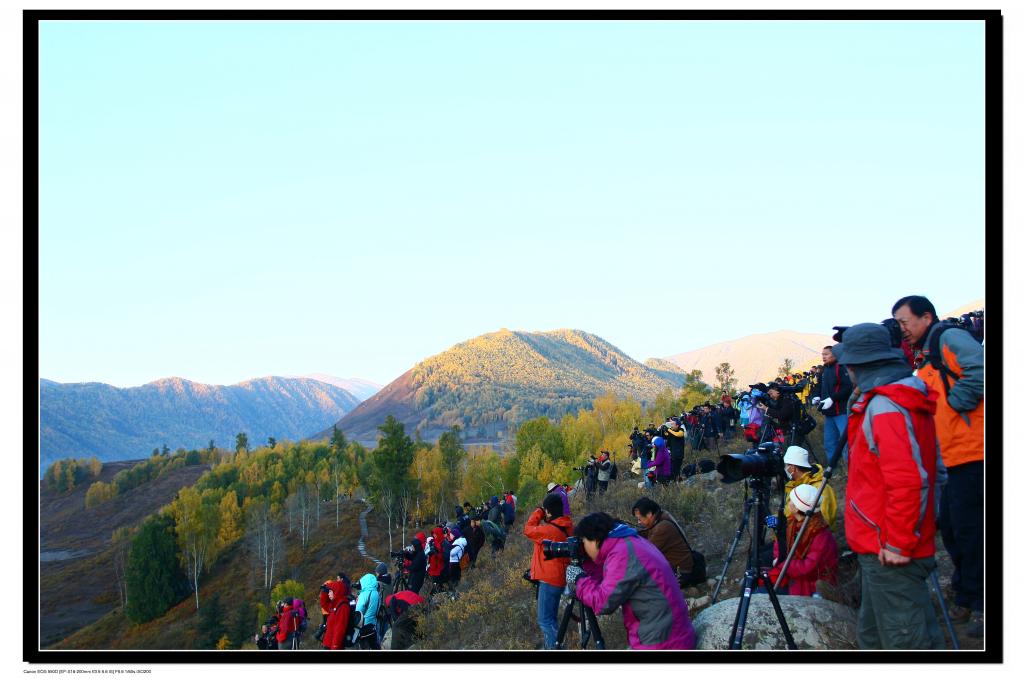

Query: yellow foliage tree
(215, 490), (243, 553)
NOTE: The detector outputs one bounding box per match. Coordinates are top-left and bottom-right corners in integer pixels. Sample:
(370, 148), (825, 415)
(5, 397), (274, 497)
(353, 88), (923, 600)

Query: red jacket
(275, 604), (295, 643)
(845, 377), (939, 559)
(322, 582), (350, 650)
(523, 508), (574, 587)
(427, 527), (446, 577)
(769, 525), (839, 596)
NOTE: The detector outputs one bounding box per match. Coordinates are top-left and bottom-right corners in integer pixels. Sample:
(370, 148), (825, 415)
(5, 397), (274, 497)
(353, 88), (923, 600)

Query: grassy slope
(39, 461), (212, 647)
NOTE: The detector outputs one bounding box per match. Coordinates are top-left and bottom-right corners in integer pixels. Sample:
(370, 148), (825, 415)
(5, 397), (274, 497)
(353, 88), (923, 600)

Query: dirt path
(356, 501), (384, 566)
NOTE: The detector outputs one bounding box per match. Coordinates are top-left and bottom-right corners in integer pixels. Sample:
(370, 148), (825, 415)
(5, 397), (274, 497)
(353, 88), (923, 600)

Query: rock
(693, 595), (858, 650)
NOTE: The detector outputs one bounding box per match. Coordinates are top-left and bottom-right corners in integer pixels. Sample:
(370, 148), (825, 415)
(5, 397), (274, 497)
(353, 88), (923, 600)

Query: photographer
(567, 512), (695, 649)
(782, 446), (837, 528)
(467, 516), (486, 567)
(766, 484), (839, 597)
(664, 418), (687, 480)
(762, 384), (797, 430)
(407, 532), (428, 593)
(815, 345), (853, 464)
(546, 482), (571, 516)
(649, 437), (671, 484)
(632, 497), (705, 588)
(321, 577), (352, 650)
(596, 452), (613, 494)
(354, 573), (383, 649)
(425, 526), (449, 594)
(523, 492), (574, 649)
(255, 619), (278, 650)
(837, 323), (944, 649)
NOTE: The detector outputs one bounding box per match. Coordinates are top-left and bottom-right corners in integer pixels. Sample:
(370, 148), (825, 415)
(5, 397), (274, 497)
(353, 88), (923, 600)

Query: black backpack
(609, 462), (618, 480)
(344, 598), (360, 645)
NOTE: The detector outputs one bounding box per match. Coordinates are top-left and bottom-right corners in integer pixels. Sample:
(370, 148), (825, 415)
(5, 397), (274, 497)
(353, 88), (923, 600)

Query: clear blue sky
(38, 19), (986, 388)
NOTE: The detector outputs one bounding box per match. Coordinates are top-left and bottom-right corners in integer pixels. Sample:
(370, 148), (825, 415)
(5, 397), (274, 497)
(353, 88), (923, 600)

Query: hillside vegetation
(39, 376), (361, 474)
(326, 329), (688, 442)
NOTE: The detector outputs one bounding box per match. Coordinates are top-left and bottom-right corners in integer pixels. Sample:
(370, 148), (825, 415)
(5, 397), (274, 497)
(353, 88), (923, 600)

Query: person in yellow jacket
(782, 446), (837, 528)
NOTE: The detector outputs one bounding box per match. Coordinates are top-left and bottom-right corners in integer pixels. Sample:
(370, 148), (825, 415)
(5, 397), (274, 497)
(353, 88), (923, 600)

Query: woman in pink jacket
(568, 512), (695, 649)
(767, 483), (839, 597)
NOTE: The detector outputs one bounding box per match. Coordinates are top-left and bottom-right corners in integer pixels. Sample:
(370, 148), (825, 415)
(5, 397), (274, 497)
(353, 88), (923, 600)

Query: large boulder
(693, 595), (858, 649)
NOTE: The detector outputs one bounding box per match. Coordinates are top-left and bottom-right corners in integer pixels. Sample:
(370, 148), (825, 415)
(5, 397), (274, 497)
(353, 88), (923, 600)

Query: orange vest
(917, 342), (984, 468)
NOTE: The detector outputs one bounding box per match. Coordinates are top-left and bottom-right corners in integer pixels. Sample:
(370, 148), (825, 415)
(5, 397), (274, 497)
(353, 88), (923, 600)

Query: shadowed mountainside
(40, 376), (361, 474)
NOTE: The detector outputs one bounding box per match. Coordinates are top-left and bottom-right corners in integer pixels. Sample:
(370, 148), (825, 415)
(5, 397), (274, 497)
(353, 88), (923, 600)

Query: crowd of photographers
(256, 294), (984, 651)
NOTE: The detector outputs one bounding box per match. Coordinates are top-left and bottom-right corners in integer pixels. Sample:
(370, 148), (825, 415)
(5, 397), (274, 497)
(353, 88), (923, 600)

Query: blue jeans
(823, 414), (848, 464)
(537, 581), (562, 649)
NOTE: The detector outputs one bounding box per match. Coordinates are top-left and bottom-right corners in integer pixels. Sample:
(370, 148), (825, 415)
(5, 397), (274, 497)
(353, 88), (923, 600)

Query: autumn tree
(111, 526), (135, 609)
(235, 432), (249, 456)
(244, 497), (283, 589)
(437, 426), (466, 522)
(714, 362), (738, 395)
(171, 488), (221, 610)
(777, 358), (795, 377)
(267, 436), (276, 449)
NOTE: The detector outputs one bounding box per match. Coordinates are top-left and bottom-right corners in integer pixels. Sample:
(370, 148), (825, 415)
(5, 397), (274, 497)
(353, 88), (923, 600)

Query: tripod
(555, 587), (605, 649)
(727, 476), (798, 650)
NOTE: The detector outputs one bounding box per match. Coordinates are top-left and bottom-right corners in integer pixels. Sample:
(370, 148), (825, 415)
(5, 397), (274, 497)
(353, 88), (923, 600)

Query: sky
(36, 19), (987, 388)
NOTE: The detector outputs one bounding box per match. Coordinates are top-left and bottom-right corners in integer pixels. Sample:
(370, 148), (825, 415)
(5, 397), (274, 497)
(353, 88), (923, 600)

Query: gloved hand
(765, 515), (780, 530)
(811, 396), (821, 405)
(820, 397), (834, 411)
(564, 565), (584, 595)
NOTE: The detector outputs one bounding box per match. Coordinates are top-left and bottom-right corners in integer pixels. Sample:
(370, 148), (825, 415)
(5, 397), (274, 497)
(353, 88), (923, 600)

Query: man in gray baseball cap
(837, 323), (944, 649)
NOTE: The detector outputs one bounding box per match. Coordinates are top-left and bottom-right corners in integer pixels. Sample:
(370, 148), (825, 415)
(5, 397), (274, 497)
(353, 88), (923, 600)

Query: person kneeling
(567, 512), (696, 650)
(767, 483), (839, 597)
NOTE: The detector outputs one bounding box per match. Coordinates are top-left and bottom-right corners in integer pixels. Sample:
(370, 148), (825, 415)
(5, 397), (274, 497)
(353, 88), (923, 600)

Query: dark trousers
(857, 554), (943, 650)
(409, 570), (425, 594)
(939, 460), (984, 612)
(670, 453), (683, 480)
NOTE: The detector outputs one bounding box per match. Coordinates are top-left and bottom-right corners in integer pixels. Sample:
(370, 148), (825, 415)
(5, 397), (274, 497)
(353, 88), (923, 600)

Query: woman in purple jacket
(567, 512), (696, 650)
(650, 437), (672, 484)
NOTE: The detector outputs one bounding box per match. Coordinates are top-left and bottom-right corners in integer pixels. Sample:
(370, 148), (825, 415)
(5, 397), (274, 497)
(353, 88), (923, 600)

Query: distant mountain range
(38, 376), (361, 475)
(290, 374), (382, 401)
(664, 330), (833, 388)
(317, 328), (688, 443)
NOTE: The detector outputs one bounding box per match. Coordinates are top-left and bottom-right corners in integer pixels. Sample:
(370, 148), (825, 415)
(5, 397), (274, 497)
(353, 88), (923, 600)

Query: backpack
(459, 547), (471, 570)
(927, 322), (983, 402)
(609, 462), (618, 480)
(291, 598), (308, 632)
(344, 599), (360, 646)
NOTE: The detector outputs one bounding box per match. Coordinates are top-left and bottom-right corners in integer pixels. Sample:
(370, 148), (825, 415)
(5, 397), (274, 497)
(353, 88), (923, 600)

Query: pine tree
(125, 515), (185, 623)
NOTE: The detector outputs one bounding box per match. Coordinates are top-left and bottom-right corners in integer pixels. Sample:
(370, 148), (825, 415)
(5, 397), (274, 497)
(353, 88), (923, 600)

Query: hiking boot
(947, 604), (971, 624)
(965, 613), (984, 639)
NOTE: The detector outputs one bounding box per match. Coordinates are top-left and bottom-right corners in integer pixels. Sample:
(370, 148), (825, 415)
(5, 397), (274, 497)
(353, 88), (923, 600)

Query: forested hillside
(39, 376), (361, 474)
(322, 328), (689, 442)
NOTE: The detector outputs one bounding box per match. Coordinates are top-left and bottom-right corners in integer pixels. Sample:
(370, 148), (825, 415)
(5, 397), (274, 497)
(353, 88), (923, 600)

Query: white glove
(820, 398), (833, 411)
(811, 396), (821, 406)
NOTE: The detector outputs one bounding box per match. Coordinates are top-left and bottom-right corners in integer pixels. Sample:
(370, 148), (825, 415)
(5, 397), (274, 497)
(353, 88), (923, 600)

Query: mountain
(664, 330), (833, 388)
(292, 374), (382, 401)
(317, 329), (688, 443)
(39, 376), (360, 474)
(942, 298), (984, 319)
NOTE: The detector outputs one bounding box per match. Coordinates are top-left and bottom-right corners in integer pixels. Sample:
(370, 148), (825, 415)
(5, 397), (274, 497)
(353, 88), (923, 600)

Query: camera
(390, 550), (405, 559)
(833, 318), (904, 347)
(542, 536), (582, 561)
(717, 442), (785, 484)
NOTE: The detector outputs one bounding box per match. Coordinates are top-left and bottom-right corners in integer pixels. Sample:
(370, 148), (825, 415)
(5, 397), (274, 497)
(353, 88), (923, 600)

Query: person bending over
(567, 512), (695, 649)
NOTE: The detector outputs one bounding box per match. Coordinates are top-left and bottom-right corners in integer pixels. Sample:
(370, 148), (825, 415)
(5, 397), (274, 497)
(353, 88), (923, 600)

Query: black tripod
(727, 476), (797, 650)
(555, 587), (605, 650)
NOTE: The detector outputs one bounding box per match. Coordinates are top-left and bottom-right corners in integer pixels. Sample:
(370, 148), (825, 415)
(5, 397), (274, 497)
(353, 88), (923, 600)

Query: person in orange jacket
(523, 493), (574, 649)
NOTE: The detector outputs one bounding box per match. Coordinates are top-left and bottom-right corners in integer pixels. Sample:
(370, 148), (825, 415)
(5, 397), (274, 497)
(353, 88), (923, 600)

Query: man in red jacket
(835, 324), (944, 649)
(523, 493), (574, 649)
